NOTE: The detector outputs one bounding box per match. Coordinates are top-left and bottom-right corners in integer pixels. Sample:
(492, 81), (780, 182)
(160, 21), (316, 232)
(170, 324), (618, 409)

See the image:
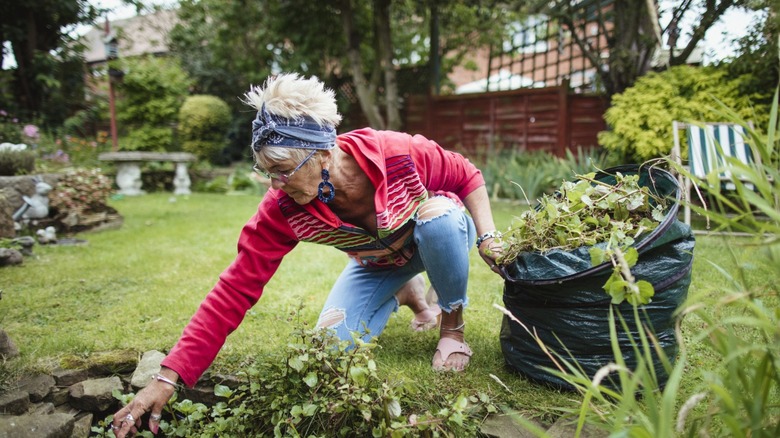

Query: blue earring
(318, 169), (335, 203)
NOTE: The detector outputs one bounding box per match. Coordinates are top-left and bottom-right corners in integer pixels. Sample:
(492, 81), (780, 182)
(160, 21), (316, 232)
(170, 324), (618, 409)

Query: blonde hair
(243, 73), (341, 169)
(242, 73), (342, 127)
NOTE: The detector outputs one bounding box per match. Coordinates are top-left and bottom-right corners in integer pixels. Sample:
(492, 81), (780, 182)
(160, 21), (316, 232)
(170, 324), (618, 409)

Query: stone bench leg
(173, 162), (192, 195)
(115, 162), (145, 196)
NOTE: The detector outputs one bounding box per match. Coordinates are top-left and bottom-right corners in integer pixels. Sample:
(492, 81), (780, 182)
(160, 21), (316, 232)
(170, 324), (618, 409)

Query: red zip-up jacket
(161, 128), (485, 386)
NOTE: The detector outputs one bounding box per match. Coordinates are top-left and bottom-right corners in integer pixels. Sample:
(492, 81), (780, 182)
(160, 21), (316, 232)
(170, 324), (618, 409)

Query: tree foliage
(168, 0), (530, 136)
(716, 2), (778, 107)
(529, 0), (756, 98)
(0, 0), (99, 124)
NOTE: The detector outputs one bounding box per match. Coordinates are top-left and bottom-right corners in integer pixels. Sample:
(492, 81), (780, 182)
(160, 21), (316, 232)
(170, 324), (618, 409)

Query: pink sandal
(432, 337), (472, 371)
(410, 306), (442, 331)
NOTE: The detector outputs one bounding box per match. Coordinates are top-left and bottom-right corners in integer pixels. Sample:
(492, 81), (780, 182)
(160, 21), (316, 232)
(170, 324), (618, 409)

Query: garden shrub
(49, 168), (113, 216)
(598, 65), (766, 162)
(178, 95), (231, 162)
(483, 147), (615, 203)
(0, 149), (36, 176)
(116, 56), (192, 152)
(0, 111), (23, 144)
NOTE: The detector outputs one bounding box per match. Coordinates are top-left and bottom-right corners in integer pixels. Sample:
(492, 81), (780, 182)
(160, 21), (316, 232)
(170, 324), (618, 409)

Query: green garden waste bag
(499, 164), (694, 390)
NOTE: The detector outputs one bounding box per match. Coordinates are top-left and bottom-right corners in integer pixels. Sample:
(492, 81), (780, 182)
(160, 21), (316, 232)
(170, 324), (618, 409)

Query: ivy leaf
(624, 247), (639, 267)
(633, 280), (655, 305)
(589, 247), (606, 266)
(350, 366), (368, 385)
(652, 205), (666, 222)
(386, 399), (402, 418)
(302, 403), (318, 416)
(290, 404), (303, 417)
(581, 194), (594, 207)
(303, 372), (318, 388)
(604, 270), (627, 304)
(288, 356), (304, 372)
(213, 384), (233, 398)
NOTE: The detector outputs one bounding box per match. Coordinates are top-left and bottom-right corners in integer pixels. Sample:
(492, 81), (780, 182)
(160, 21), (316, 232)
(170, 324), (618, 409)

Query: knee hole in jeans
(317, 307), (345, 329)
(416, 197), (457, 223)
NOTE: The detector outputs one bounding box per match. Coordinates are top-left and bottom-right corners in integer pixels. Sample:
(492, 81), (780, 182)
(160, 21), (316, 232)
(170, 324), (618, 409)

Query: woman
(110, 73), (503, 437)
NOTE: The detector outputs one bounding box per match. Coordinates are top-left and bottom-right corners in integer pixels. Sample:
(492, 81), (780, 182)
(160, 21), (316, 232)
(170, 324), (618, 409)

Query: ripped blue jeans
(316, 196), (476, 342)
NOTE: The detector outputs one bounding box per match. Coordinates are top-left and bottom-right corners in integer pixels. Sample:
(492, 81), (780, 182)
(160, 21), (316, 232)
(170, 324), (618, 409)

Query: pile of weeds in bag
(497, 164), (694, 389)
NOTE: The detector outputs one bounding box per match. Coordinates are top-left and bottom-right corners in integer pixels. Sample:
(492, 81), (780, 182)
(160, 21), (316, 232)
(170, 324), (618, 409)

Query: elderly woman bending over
(110, 73), (503, 437)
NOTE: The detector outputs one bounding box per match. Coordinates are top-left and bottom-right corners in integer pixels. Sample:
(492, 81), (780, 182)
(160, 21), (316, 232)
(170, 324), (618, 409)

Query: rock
(0, 329), (19, 359)
(51, 368), (88, 388)
(45, 387), (71, 407)
(0, 248), (23, 266)
(0, 390), (30, 415)
(32, 402), (56, 415)
(480, 412), (542, 438)
(0, 191), (14, 238)
(130, 350), (166, 389)
(17, 374), (56, 403)
(60, 350), (138, 376)
(0, 412), (75, 438)
(71, 413), (93, 438)
(11, 236), (35, 256)
(68, 376), (123, 412)
(547, 415), (609, 438)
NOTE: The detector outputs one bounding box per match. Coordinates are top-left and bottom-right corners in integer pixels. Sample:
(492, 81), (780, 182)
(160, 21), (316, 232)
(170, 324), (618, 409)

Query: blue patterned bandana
(251, 103), (337, 152)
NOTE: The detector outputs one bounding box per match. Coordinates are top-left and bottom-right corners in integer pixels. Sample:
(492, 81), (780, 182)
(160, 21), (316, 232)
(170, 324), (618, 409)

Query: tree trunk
(374, 0), (401, 130)
(606, 0), (658, 96)
(339, 0), (386, 129)
(11, 8), (39, 114)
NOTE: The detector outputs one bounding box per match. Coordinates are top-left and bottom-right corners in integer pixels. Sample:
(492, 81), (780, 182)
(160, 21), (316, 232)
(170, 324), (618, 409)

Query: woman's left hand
(478, 237), (505, 278)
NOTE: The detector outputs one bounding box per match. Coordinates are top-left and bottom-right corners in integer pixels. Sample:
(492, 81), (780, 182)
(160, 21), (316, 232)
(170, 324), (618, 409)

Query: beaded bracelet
(152, 373), (180, 389)
(476, 230), (501, 247)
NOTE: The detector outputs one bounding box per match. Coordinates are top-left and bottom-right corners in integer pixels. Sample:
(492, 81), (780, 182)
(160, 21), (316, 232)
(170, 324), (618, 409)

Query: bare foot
(397, 275), (440, 331)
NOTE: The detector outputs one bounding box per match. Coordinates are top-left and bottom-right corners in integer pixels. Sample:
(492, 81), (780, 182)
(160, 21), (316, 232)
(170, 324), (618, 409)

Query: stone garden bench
(98, 151), (196, 196)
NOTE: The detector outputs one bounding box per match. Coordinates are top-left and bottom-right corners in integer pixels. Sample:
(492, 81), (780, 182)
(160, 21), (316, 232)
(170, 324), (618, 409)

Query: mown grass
(0, 192), (774, 427)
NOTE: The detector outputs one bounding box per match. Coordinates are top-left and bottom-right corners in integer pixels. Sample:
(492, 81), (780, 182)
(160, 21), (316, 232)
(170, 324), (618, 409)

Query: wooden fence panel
(403, 86), (607, 157)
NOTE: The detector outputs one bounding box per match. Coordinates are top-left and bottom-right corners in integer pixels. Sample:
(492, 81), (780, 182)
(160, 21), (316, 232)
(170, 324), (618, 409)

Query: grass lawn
(1, 192), (775, 426)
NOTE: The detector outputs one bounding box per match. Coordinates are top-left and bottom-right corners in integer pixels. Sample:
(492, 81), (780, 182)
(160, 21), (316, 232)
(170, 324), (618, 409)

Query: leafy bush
(178, 95), (231, 162)
(49, 168), (113, 215)
(97, 323), (495, 437)
(0, 149), (36, 176)
(483, 149), (562, 202)
(483, 147), (616, 203)
(0, 110), (23, 144)
(116, 56), (193, 152)
(598, 66), (767, 162)
(37, 132), (111, 171)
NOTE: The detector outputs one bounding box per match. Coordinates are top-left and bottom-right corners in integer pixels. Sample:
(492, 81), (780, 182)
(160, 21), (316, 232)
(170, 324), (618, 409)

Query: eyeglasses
(253, 150), (317, 183)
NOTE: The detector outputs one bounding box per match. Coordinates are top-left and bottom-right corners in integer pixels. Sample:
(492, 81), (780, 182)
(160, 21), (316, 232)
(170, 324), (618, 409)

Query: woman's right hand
(110, 369), (179, 437)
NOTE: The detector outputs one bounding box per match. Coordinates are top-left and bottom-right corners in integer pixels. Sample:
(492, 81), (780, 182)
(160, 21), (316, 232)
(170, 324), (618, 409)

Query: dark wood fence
(403, 85), (608, 157)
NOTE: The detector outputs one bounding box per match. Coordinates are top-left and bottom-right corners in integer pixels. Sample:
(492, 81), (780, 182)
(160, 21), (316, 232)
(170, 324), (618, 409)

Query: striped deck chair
(671, 121), (756, 225)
